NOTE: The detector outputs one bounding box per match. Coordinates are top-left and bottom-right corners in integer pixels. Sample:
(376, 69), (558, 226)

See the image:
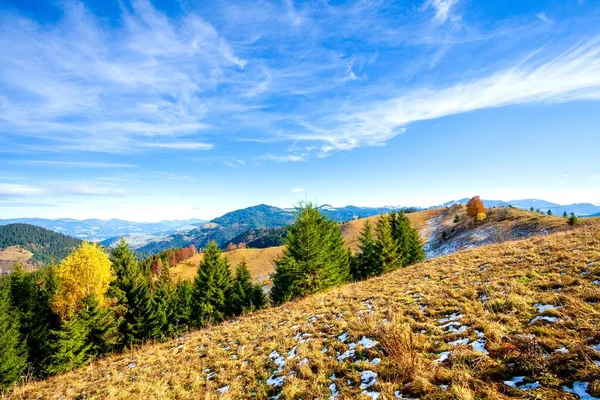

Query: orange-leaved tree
(52, 242), (114, 320)
(466, 196), (486, 221)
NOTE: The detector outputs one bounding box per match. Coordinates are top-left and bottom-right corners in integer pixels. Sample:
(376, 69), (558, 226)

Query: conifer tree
(270, 203), (350, 305)
(351, 221), (379, 280)
(0, 281), (27, 389)
(227, 259), (255, 315)
(8, 264), (59, 375)
(405, 225), (426, 265)
(173, 280), (193, 332)
(251, 284), (267, 310)
(109, 240), (154, 347)
(375, 214), (401, 273)
(191, 241), (232, 326)
(151, 267), (175, 338)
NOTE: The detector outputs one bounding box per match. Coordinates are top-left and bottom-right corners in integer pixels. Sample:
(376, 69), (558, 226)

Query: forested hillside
(0, 224), (81, 265)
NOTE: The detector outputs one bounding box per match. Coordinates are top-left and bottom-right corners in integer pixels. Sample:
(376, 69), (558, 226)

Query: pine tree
(8, 264), (59, 376)
(110, 240), (155, 348)
(375, 214), (401, 273)
(563, 211), (568, 218)
(405, 224), (426, 265)
(547, 209), (553, 216)
(270, 203), (350, 305)
(0, 281), (27, 388)
(567, 212), (579, 226)
(251, 284), (267, 310)
(351, 221), (379, 280)
(173, 280), (193, 332)
(227, 260), (255, 315)
(191, 241), (232, 327)
(151, 267), (175, 338)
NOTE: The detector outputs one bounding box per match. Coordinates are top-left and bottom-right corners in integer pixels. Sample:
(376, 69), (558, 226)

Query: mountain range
(440, 198), (600, 216)
(0, 217), (206, 242)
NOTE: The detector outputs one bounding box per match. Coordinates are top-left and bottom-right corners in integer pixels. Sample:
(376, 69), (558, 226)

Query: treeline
(0, 223), (81, 265)
(270, 204), (425, 304)
(0, 240), (265, 389)
(138, 245), (198, 277)
(0, 204), (425, 389)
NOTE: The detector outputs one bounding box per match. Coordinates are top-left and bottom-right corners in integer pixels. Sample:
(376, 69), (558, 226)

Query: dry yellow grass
(10, 219), (600, 399)
(0, 246), (34, 273)
(170, 247), (284, 284)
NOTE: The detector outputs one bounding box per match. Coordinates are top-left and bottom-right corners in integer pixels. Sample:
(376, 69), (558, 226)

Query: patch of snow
(288, 346), (297, 359)
(563, 381), (599, 399)
(555, 347), (569, 354)
(338, 332), (349, 342)
(370, 358), (381, 365)
(435, 351), (451, 364)
(329, 382), (339, 398)
(594, 280), (600, 285)
(530, 316), (559, 324)
(440, 384), (449, 389)
(360, 371), (377, 389)
(357, 336), (379, 349)
(504, 376), (525, 388)
(266, 375), (285, 387)
(535, 303), (560, 313)
(438, 313), (463, 323)
(216, 385), (230, 394)
(337, 349), (356, 362)
(448, 338), (469, 346)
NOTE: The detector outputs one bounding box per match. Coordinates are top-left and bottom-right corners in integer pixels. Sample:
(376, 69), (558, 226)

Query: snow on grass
(360, 371), (377, 389)
(438, 312), (463, 323)
(337, 349), (355, 362)
(370, 358), (381, 365)
(329, 382), (339, 398)
(530, 316), (559, 324)
(563, 381), (599, 399)
(266, 375), (285, 387)
(434, 351), (451, 364)
(357, 336), (379, 349)
(534, 303), (560, 313)
(504, 376), (541, 390)
(448, 338), (469, 346)
(470, 330), (489, 354)
(216, 385), (230, 394)
(555, 346), (569, 354)
(338, 332), (349, 342)
(268, 350), (285, 371)
(503, 376), (525, 388)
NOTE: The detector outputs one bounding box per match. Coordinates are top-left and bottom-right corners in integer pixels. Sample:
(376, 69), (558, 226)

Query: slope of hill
(12, 221), (600, 399)
(0, 218), (206, 242)
(439, 198), (600, 216)
(0, 224), (82, 273)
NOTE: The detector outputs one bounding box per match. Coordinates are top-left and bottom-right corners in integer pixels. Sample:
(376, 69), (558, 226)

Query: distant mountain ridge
(0, 217), (206, 241)
(439, 198), (600, 216)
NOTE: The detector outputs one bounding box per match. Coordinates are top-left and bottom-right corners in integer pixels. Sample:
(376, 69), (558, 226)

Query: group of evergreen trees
(351, 211), (425, 280)
(0, 240), (266, 389)
(270, 204), (425, 304)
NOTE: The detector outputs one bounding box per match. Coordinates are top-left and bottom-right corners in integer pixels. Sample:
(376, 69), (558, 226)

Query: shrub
(476, 212), (487, 222)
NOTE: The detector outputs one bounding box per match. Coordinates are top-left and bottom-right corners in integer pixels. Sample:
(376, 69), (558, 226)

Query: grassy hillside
(10, 220), (600, 399)
(0, 223), (82, 269)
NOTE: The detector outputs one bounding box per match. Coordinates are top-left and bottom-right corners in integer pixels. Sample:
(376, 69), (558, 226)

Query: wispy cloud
(0, 184), (46, 196)
(15, 160), (138, 168)
(422, 0), (460, 24)
(142, 142), (214, 150)
(291, 187), (305, 193)
(261, 154), (307, 162)
(536, 12), (553, 23)
(295, 37), (600, 155)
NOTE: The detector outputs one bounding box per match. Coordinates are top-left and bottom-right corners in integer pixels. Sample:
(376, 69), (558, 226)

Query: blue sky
(1, 0), (599, 221)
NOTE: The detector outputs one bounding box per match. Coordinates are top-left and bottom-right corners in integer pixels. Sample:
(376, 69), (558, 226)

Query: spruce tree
(405, 225), (426, 265)
(173, 280), (193, 332)
(375, 214), (401, 273)
(110, 240), (155, 347)
(151, 267), (175, 338)
(0, 281), (27, 388)
(191, 241), (232, 326)
(351, 221), (379, 280)
(270, 203), (350, 305)
(8, 264), (59, 375)
(251, 284), (267, 310)
(227, 260), (255, 315)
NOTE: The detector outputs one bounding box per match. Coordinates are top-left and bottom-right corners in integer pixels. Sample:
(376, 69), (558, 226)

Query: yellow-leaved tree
(52, 242), (114, 319)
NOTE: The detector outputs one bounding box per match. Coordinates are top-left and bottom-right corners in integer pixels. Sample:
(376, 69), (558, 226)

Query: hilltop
(10, 219), (600, 399)
(0, 224), (82, 273)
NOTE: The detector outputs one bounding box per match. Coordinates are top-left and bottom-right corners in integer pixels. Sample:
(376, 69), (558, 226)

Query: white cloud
(291, 187), (305, 193)
(423, 0), (459, 24)
(261, 154), (307, 162)
(0, 184), (45, 196)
